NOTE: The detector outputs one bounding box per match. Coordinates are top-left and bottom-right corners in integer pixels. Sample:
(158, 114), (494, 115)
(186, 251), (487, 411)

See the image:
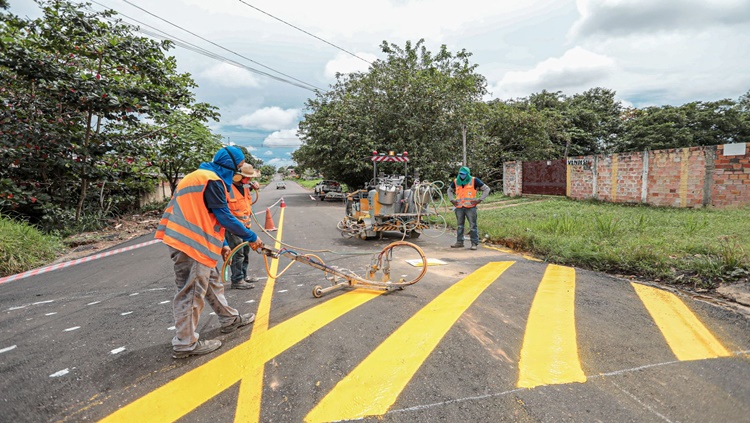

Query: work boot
(244, 275), (261, 283)
(450, 242), (464, 248)
(231, 281), (254, 289)
(172, 339), (222, 359)
(470, 244), (478, 250)
(221, 313), (255, 333)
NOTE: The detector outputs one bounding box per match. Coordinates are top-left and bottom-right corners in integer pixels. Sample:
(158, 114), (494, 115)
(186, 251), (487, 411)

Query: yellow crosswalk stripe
(304, 261), (515, 423)
(235, 204), (286, 423)
(517, 264), (586, 388)
(631, 283), (730, 361)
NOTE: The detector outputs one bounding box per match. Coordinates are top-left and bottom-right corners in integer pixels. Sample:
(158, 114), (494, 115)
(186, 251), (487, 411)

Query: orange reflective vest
(454, 177), (477, 208)
(228, 184), (252, 228)
(155, 169), (228, 267)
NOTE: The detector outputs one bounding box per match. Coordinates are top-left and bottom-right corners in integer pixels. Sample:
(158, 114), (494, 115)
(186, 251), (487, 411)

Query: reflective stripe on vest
(228, 184), (252, 227)
(155, 169), (227, 267)
(455, 177), (477, 208)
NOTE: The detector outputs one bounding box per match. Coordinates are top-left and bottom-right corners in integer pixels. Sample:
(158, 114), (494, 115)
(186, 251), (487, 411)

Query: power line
(236, 0), (373, 66)
(101, 0), (324, 92)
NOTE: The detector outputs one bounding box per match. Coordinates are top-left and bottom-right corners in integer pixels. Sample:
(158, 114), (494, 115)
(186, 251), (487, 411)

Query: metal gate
(522, 159), (566, 195)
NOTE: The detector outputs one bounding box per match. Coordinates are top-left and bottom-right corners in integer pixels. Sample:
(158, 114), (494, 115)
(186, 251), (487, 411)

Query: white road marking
(209, 312), (216, 315)
(8, 305), (27, 311)
(159, 300), (170, 304)
(87, 301), (100, 306)
(32, 300), (55, 305)
(0, 345), (17, 354)
(167, 326), (176, 330)
(49, 368), (70, 378)
(147, 288), (168, 291)
(129, 293), (139, 296)
(64, 326), (80, 332)
(110, 347), (126, 355)
(245, 300), (255, 303)
(120, 311), (133, 316)
(45, 312), (57, 316)
(297, 284), (304, 287)
(278, 290), (288, 293)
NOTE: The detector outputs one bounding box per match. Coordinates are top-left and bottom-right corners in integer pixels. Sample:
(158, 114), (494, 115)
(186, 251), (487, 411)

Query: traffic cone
(264, 207), (277, 232)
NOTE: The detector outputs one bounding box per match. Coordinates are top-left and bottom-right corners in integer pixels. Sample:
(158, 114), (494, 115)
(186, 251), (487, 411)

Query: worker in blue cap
(447, 166), (490, 250)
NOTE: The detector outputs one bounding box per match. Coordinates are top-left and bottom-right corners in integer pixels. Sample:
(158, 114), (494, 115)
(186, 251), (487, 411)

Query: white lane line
(147, 288), (168, 291)
(245, 300), (255, 303)
(0, 345), (17, 354)
(8, 305), (27, 311)
(110, 347), (126, 355)
(64, 326), (80, 332)
(297, 284), (304, 287)
(32, 300), (55, 305)
(45, 312), (57, 316)
(158, 300), (170, 304)
(87, 301), (100, 306)
(129, 293), (139, 296)
(209, 312), (216, 315)
(167, 326), (176, 330)
(609, 380), (674, 423)
(49, 368), (70, 378)
(120, 311), (133, 316)
(278, 289), (288, 293)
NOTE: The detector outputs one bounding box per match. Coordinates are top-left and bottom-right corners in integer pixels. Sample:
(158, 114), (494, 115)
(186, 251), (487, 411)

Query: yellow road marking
(518, 264), (586, 388)
(305, 261), (515, 423)
(100, 287), (382, 421)
(631, 283), (730, 360)
(235, 203), (286, 422)
(483, 245), (542, 262)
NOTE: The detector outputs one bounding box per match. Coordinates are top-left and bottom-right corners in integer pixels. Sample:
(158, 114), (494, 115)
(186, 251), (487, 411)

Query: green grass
(444, 198), (750, 289)
(296, 178), (322, 189)
(0, 215), (64, 277)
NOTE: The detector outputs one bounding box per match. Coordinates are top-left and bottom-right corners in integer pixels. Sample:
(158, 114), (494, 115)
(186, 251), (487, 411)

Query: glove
(221, 246), (231, 261)
(248, 239), (264, 251)
(250, 181), (260, 190)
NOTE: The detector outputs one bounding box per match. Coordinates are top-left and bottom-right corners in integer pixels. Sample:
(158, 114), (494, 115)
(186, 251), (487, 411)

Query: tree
(295, 39), (487, 189)
(0, 0), (213, 228)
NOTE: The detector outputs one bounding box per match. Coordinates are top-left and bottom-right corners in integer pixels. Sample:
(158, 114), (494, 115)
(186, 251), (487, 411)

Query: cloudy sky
(9, 0), (750, 168)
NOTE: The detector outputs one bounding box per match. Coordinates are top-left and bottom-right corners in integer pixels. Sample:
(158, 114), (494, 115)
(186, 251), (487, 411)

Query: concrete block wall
(519, 142), (748, 208)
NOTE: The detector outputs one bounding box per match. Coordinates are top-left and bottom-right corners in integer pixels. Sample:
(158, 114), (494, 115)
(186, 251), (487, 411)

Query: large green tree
(294, 39), (487, 188)
(0, 0), (213, 228)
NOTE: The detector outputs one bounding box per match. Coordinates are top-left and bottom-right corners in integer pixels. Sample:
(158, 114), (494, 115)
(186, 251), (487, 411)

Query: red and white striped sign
(371, 155), (409, 162)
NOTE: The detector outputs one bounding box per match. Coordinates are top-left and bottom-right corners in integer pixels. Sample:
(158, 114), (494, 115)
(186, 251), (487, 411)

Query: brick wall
(511, 142), (749, 208)
(503, 161), (522, 196)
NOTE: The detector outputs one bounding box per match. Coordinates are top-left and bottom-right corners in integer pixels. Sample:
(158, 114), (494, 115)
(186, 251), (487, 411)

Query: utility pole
(462, 125), (467, 166)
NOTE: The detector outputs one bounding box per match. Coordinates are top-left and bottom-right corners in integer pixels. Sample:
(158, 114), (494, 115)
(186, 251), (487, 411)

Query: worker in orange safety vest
(226, 163), (262, 289)
(447, 166), (490, 250)
(155, 146), (263, 359)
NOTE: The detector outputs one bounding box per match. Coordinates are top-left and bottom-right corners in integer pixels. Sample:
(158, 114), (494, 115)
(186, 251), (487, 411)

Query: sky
(8, 0), (750, 168)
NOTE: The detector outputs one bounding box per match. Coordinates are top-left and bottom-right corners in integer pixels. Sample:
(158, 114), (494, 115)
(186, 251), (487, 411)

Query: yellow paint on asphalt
(631, 283), (730, 361)
(100, 264), (382, 423)
(517, 264), (586, 388)
(235, 202), (286, 422)
(483, 245), (542, 262)
(305, 261), (515, 423)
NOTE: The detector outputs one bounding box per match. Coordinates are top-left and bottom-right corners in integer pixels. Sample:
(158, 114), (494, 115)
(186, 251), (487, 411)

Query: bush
(0, 215), (64, 277)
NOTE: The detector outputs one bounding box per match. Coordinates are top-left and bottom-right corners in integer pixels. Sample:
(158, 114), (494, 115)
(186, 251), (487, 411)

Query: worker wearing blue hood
(156, 145), (262, 359)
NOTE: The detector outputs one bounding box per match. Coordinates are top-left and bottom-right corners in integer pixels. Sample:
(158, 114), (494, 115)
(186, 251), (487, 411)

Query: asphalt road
(1, 179), (749, 422)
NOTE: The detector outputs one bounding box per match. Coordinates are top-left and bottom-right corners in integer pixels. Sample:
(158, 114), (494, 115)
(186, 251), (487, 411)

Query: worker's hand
(450, 200), (458, 206)
(474, 199), (482, 205)
(248, 239), (264, 251)
(250, 181), (260, 190)
(221, 246), (231, 261)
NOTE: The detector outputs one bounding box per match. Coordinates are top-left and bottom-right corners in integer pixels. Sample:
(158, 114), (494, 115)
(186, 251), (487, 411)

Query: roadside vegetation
(444, 198), (750, 289)
(0, 215), (63, 276)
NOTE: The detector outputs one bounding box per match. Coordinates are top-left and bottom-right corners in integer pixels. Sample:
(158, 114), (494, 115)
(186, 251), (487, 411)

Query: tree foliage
(0, 0), (217, 230)
(294, 39), (487, 188)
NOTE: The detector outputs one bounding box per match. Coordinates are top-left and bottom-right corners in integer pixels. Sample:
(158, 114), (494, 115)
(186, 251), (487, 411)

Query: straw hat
(239, 163), (261, 178)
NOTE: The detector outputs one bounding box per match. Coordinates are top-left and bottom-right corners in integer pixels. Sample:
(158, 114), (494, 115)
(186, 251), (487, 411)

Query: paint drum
(377, 185), (397, 205)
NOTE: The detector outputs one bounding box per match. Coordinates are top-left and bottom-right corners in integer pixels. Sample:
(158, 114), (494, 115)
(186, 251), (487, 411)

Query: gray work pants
(168, 246), (239, 351)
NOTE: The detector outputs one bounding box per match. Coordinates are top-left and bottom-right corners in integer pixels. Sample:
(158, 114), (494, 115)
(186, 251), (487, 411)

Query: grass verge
(0, 215), (64, 277)
(444, 198), (750, 289)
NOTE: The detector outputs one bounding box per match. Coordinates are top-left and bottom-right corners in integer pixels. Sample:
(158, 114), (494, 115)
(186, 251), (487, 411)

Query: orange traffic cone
(264, 208), (277, 232)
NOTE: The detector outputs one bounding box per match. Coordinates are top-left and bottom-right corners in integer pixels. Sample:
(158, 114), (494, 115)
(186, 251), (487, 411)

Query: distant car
(313, 180), (342, 200)
(276, 181), (286, 189)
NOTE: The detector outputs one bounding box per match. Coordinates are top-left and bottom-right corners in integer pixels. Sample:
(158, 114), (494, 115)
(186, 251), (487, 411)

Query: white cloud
(264, 151), (273, 156)
(263, 129), (302, 148)
(571, 0), (750, 39)
(490, 47), (616, 99)
(324, 52), (377, 78)
(267, 157), (297, 168)
(233, 107), (300, 131)
(199, 63), (261, 88)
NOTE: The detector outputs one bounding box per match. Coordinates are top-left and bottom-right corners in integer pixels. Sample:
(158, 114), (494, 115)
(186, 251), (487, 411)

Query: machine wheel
(312, 286), (324, 298)
(408, 230), (421, 239)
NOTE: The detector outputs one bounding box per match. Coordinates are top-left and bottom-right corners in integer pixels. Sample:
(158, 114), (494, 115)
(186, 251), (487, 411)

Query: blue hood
(198, 146), (245, 188)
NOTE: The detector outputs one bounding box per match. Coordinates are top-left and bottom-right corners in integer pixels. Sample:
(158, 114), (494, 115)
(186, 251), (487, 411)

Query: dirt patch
(53, 210), (161, 264)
